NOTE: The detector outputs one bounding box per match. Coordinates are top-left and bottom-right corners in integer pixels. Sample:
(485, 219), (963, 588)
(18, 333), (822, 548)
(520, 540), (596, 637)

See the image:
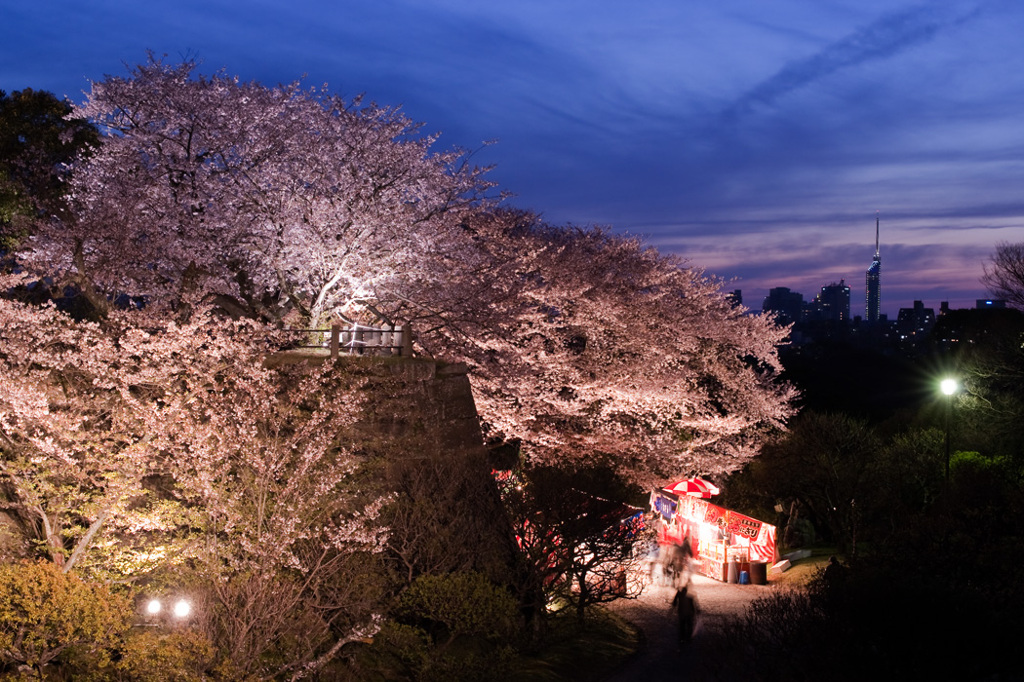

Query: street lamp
(941, 378), (957, 483)
(172, 599), (192, 619)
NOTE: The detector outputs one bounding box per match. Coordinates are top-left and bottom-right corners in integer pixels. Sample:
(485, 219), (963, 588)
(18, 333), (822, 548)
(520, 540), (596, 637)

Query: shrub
(112, 629), (214, 682)
(345, 572), (522, 681)
(0, 560), (130, 676)
(395, 571), (519, 647)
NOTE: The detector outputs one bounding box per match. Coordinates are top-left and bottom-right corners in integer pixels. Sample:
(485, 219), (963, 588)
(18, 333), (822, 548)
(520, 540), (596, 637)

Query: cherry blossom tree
(149, 333), (387, 679)
(27, 55), (495, 325)
(417, 211), (799, 485)
(0, 281), (387, 675)
(0, 280), (189, 574)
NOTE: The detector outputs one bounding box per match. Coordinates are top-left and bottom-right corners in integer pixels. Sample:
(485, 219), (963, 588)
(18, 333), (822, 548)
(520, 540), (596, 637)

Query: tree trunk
(576, 574), (588, 628)
(37, 507), (64, 568)
(63, 507), (112, 573)
(72, 239), (109, 320)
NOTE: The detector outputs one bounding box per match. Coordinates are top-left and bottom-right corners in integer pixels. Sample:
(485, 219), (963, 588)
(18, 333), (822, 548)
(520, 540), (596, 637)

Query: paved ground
(603, 572), (774, 681)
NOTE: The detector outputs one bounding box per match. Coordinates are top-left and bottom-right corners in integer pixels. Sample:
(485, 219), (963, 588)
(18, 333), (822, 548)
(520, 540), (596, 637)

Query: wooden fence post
(330, 322), (340, 359)
(401, 322), (413, 357)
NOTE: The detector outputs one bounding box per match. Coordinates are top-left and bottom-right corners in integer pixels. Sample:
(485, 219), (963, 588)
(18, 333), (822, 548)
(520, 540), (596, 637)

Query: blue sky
(4, 0), (1024, 316)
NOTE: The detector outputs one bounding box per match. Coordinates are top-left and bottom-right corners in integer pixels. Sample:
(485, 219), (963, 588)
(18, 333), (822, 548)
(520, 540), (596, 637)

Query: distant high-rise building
(815, 279), (851, 323)
(896, 300), (935, 340)
(726, 289), (743, 308)
(762, 287), (804, 325)
(865, 213), (881, 323)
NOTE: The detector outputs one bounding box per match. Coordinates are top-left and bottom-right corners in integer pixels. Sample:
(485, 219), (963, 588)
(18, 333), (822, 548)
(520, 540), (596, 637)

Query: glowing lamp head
(172, 599), (191, 618)
(145, 599), (161, 615)
(940, 378), (957, 396)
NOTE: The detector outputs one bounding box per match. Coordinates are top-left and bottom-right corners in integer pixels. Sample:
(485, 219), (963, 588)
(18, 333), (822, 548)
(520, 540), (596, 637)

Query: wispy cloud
(725, 3), (985, 118)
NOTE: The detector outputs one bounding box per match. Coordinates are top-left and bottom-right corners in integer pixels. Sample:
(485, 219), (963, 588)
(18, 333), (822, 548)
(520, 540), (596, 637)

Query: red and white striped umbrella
(663, 477), (720, 498)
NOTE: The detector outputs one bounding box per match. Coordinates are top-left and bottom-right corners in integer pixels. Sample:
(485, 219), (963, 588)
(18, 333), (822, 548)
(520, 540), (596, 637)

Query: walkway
(603, 573), (772, 681)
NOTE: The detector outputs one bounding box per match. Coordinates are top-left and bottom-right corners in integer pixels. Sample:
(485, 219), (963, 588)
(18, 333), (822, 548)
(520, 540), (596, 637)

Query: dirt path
(603, 573), (773, 681)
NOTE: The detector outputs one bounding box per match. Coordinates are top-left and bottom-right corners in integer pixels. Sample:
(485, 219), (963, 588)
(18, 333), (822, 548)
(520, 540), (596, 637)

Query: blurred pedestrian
(668, 538), (693, 589)
(671, 584), (698, 644)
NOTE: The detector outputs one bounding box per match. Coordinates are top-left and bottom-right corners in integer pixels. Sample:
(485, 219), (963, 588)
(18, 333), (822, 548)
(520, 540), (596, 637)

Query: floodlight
(172, 599), (191, 618)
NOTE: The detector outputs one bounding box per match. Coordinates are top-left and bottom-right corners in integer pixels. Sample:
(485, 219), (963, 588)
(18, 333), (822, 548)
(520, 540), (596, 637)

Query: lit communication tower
(865, 213), (881, 323)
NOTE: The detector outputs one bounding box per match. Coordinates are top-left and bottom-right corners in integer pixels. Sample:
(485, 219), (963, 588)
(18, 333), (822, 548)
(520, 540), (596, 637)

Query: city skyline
(4, 1), (1024, 317)
(759, 274), (1002, 326)
(755, 213), (996, 321)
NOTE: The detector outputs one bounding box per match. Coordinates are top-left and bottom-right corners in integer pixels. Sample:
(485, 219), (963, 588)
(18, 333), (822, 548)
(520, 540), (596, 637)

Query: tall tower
(865, 213), (881, 323)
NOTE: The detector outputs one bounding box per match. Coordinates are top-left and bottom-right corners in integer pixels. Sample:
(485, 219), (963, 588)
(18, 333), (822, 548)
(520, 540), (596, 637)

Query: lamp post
(941, 378), (957, 484)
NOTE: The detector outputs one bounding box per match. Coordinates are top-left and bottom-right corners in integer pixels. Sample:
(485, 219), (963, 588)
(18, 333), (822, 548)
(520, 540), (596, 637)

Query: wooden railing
(282, 322), (414, 358)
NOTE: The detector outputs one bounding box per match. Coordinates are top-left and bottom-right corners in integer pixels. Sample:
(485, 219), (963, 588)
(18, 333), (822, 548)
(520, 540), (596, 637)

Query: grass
(509, 608), (642, 682)
(770, 546), (837, 588)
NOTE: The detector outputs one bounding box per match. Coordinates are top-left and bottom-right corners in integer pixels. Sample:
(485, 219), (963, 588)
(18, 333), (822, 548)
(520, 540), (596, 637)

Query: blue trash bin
(739, 571), (750, 585)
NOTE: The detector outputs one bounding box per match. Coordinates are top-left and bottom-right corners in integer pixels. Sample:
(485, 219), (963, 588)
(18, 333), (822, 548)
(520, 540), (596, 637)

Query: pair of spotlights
(145, 598), (191, 618)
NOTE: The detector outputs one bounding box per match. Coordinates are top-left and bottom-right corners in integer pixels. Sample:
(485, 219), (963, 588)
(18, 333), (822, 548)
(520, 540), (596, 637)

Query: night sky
(5, 0), (1024, 317)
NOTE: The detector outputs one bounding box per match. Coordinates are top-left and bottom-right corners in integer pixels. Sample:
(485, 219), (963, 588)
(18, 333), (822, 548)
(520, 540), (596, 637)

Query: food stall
(651, 478), (777, 584)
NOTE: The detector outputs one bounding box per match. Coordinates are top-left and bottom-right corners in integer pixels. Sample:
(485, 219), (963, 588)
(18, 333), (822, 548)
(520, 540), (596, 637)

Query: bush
(700, 562), (1022, 681)
(0, 560), (130, 677)
(345, 572), (522, 681)
(112, 629), (214, 682)
(395, 571), (520, 647)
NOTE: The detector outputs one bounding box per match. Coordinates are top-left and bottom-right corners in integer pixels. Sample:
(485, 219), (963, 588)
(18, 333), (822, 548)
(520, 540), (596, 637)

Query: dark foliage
(717, 372), (1024, 680)
(500, 463), (647, 632)
(702, 513), (1024, 681)
(778, 340), (922, 422)
(0, 88), (98, 249)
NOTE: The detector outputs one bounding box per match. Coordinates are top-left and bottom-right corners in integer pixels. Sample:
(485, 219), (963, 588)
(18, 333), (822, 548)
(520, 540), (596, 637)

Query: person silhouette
(671, 584), (698, 644)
